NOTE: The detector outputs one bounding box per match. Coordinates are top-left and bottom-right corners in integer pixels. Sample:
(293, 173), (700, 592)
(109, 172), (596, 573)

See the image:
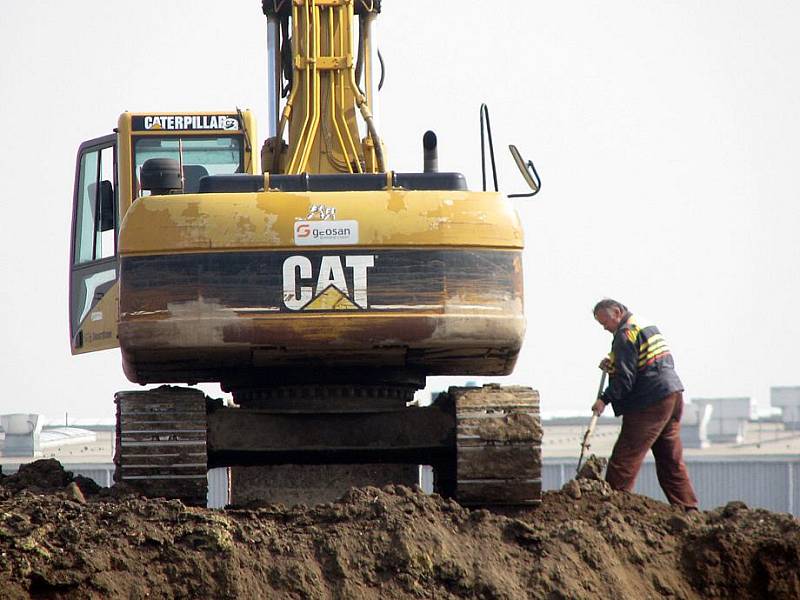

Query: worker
(591, 298), (698, 510)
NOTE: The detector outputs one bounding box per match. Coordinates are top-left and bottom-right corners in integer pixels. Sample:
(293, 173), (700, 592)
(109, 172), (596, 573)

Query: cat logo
(283, 255), (374, 311)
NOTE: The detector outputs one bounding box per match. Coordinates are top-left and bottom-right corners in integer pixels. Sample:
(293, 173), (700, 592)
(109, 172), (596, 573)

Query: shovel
(576, 370), (607, 474)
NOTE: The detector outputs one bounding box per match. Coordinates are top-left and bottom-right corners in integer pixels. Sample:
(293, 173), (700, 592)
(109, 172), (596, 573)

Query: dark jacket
(600, 312), (683, 416)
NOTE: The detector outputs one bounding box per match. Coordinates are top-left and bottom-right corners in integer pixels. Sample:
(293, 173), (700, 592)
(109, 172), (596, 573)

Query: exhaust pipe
(423, 130), (438, 173)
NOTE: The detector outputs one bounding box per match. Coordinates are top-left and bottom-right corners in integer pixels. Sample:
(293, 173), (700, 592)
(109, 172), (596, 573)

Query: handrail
(480, 103), (498, 192)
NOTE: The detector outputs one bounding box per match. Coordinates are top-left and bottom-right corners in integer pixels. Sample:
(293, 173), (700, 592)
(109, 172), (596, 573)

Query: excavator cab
(69, 111), (258, 355)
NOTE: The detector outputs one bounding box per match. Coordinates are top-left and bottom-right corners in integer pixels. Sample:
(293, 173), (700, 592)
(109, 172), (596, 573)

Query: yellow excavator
(69, 0), (542, 506)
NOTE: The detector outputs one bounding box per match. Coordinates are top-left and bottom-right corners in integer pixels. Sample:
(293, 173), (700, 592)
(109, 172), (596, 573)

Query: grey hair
(593, 298), (628, 316)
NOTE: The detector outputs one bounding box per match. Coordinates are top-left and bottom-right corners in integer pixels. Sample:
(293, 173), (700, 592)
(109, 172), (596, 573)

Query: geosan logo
(294, 220), (358, 246)
(282, 255), (374, 311)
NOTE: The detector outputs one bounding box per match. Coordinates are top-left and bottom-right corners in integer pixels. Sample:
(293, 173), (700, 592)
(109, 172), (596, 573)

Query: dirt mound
(1, 460), (798, 599)
(1, 458), (103, 499)
(2, 459), (75, 493)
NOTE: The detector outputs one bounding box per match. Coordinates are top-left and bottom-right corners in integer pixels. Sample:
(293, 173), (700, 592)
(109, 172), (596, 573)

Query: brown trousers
(606, 392), (698, 508)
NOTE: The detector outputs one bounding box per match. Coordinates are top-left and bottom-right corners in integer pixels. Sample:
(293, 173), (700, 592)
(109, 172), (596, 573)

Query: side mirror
(508, 145), (541, 198)
(98, 180), (115, 232)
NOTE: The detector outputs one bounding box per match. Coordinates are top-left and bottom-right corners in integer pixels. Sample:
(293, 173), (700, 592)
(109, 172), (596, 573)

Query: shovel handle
(577, 413), (600, 474)
(596, 370), (608, 400)
(590, 371), (608, 416)
(578, 371), (609, 474)
(585, 413), (598, 439)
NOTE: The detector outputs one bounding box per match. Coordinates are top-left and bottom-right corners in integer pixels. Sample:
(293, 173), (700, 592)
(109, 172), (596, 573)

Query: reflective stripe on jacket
(601, 313), (683, 416)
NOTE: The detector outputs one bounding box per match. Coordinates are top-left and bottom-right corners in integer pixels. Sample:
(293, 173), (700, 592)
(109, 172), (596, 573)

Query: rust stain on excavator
(120, 317), (520, 382)
(120, 290), (519, 366)
(220, 312), (437, 348)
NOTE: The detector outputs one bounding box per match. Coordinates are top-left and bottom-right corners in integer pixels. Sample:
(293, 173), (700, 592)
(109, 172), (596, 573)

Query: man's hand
(592, 398), (606, 416)
(598, 358), (612, 373)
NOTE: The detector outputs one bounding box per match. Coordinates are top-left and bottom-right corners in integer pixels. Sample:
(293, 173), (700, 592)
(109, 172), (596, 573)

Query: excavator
(68, 0), (542, 506)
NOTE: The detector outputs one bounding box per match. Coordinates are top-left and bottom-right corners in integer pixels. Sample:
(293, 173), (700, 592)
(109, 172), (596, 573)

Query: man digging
(592, 298), (699, 510)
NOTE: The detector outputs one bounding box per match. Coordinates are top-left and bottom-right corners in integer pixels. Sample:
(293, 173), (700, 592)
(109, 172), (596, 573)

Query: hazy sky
(1, 1), (798, 421)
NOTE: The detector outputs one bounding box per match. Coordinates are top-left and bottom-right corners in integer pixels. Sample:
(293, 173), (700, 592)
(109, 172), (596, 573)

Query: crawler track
(113, 384), (542, 508)
(114, 386), (208, 506)
(452, 385), (542, 506)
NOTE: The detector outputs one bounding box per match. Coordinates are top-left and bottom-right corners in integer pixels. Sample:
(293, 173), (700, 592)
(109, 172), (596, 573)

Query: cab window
(133, 136), (243, 195)
(74, 145), (116, 264)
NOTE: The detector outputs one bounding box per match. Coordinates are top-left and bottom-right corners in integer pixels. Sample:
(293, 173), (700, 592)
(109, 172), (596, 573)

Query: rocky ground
(1, 459), (798, 599)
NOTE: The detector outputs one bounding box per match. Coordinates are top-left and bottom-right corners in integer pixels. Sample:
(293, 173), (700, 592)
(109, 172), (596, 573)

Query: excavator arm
(262, 0), (385, 174)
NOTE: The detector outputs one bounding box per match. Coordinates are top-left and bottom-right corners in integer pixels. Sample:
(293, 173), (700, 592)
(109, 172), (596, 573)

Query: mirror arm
(508, 160), (542, 198)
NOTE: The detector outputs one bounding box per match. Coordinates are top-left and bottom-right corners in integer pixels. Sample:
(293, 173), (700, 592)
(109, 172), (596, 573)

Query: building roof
(0, 429), (114, 467)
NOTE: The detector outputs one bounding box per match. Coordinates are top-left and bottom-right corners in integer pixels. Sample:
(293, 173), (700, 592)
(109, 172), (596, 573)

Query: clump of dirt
(0, 460), (798, 599)
(576, 453), (607, 480)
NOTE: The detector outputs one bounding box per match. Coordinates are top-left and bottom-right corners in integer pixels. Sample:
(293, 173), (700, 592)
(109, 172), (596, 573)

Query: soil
(1, 459), (798, 599)
(576, 454), (607, 481)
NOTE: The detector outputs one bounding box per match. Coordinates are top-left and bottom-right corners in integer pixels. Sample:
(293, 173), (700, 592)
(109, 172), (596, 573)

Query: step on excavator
(68, 0), (542, 507)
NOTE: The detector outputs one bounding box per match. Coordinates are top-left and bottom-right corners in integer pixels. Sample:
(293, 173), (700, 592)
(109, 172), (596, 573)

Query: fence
(544, 456), (800, 515)
(5, 459), (798, 515)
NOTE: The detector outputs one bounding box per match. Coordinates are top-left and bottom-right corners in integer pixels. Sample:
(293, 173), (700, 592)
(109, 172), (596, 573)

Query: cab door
(69, 134), (120, 354)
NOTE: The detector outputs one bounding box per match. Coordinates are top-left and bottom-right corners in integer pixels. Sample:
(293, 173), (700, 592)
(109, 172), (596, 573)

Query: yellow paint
(386, 194), (407, 213)
(303, 286), (359, 311)
(72, 281), (119, 354)
(119, 190), (523, 255)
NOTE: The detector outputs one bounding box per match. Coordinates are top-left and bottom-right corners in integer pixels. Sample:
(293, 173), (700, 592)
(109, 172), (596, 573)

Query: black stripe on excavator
(119, 249), (521, 315)
(197, 172), (468, 193)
